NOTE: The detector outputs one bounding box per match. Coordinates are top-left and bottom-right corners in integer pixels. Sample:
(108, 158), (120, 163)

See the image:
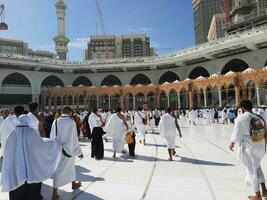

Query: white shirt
(88, 112), (102, 131)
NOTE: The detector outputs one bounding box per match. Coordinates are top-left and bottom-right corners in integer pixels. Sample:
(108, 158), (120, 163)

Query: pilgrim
(159, 108), (182, 161)
(134, 107), (147, 145)
(1, 113), (61, 200)
(88, 108), (105, 159)
(106, 107), (128, 158)
(230, 100), (267, 200)
(50, 106), (83, 200)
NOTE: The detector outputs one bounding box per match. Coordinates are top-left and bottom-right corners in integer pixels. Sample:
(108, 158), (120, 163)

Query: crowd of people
(0, 101), (267, 200)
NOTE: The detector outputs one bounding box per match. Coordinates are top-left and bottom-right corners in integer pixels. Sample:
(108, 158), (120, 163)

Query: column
(144, 95), (147, 102)
(204, 91), (207, 108)
(256, 87), (260, 106)
(167, 95), (170, 107)
(242, 89), (247, 100)
(248, 89), (253, 101)
(48, 98), (51, 111)
(197, 92), (201, 107)
(156, 95), (160, 108)
(60, 97), (63, 109)
(133, 96), (136, 110)
(189, 91), (193, 109)
(120, 96), (124, 110)
(96, 96), (99, 109)
(235, 86), (241, 107)
(218, 90), (222, 108)
(177, 93), (181, 109)
(108, 97), (111, 110)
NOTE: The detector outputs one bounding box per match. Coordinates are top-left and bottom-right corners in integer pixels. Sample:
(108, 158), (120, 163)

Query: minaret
(53, 0), (69, 60)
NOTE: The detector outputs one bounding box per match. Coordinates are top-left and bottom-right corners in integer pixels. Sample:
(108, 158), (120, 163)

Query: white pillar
(133, 96), (136, 110)
(256, 87), (261, 106)
(167, 95), (170, 107)
(96, 97), (99, 109)
(204, 91), (208, 108)
(219, 90), (222, 108)
(177, 94), (181, 109)
(108, 97), (111, 110)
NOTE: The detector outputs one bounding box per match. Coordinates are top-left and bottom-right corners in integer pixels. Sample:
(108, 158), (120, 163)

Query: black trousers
(128, 132), (136, 157)
(9, 182), (42, 200)
(91, 127), (104, 159)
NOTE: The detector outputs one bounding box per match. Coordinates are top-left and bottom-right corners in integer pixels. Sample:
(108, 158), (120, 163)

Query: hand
(229, 142), (235, 151)
(78, 154), (84, 159)
(179, 133), (182, 138)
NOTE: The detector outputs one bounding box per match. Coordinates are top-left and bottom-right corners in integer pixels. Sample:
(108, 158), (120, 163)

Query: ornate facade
(41, 67), (267, 111)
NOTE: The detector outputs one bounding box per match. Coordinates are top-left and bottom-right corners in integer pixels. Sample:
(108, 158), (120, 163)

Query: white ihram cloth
(134, 111), (146, 140)
(106, 114), (126, 152)
(50, 114), (82, 188)
(0, 115), (61, 192)
(231, 112), (266, 193)
(28, 112), (40, 134)
(159, 113), (177, 149)
(101, 112), (112, 133)
(0, 115), (19, 156)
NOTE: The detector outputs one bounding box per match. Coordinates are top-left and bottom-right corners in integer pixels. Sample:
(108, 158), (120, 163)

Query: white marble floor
(1, 118), (266, 200)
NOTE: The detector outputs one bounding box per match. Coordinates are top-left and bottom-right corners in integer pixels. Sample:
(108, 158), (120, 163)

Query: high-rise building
(226, 0), (267, 33)
(84, 35), (152, 60)
(207, 13), (226, 41)
(192, 0), (226, 45)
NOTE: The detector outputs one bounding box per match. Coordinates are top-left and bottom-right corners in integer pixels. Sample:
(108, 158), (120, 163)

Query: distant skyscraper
(192, 0), (225, 45)
(84, 35), (152, 60)
(207, 13), (225, 41)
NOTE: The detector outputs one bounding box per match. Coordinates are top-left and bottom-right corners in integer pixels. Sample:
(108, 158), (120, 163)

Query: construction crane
(0, 3), (8, 30)
(96, 0), (105, 35)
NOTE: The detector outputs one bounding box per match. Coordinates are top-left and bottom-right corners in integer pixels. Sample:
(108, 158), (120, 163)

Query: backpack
(125, 132), (134, 144)
(250, 114), (266, 142)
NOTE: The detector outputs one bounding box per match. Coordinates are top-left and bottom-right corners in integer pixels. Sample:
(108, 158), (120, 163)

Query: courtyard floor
(1, 118), (266, 200)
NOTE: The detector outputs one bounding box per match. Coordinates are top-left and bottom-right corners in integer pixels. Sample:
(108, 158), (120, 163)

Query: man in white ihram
(50, 106), (84, 200)
(159, 108), (182, 161)
(229, 100), (267, 200)
(1, 108), (61, 200)
(134, 107), (147, 145)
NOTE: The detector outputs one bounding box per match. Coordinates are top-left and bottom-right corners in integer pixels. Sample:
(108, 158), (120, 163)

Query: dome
(209, 74), (219, 79)
(136, 84), (143, 87)
(225, 71), (235, 76)
(184, 78), (191, 81)
(78, 84), (84, 87)
(243, 68), (256, 73)
(173, 80), (180, 84)
(196, 76), (205, 80)
(101, 85), (107, 88)
(124, 84), (131, 88)
(162, 81), (170, 85)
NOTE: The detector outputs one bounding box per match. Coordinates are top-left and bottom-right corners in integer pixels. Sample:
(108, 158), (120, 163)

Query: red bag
(142, 117), (147, 125)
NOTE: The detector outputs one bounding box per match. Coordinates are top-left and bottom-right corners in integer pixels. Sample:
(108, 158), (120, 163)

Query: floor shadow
(102, 156), (134, 163)
(42, 184), (104, 200)
(75, 165), (104, 182)
(145, 143), (180, 148)
(178, 156), (234, 166)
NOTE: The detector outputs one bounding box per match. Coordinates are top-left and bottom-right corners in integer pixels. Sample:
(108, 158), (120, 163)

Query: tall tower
(53, 0), (69, 60)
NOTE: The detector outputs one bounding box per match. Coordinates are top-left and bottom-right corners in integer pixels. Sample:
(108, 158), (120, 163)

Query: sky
(0, 0), (195, 61)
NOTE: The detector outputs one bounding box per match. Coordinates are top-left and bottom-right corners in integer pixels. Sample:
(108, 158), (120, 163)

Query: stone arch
(72, 76), (92, 87)
(41, 75), (64, 87)
(159, 71), (180, 84)
(0, 72), (32, 105)
(188, 67), (210, 79)
(221, 59), (249, 75)
(2, 72), (31, 86)
(101, 75), (122, 86)
(130, 74), (151, 85)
